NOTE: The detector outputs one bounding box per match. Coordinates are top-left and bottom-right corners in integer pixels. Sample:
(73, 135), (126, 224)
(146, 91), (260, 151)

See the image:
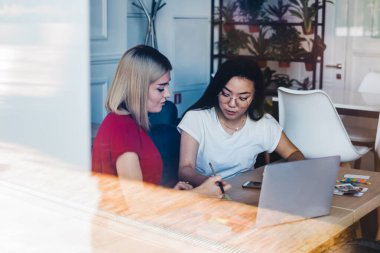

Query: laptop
(255, 156), (341, 228)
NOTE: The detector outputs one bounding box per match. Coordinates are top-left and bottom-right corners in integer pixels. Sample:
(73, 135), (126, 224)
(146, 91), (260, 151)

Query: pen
(208, 162), (225, 194)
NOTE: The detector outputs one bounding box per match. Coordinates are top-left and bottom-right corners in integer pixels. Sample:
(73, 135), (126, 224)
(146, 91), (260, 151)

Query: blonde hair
(106, 45), (172, 130)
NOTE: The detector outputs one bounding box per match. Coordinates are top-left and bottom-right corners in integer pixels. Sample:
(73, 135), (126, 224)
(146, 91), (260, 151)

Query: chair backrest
(148, 124), (180, 188)
(278, 87), (363, 162)
(149, 100), (178, 126)
(358, 72), (380, 94)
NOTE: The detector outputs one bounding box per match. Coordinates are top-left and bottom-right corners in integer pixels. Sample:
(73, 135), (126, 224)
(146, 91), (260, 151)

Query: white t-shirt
(178, 108), (282, 179)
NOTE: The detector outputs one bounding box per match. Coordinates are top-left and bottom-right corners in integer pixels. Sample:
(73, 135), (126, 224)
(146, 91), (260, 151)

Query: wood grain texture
(1, 146), (380, 252)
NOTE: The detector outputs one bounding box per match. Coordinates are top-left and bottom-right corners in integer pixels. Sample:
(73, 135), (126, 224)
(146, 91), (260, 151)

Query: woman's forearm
(286, 150), (305, 161)
(178, 165), (209, 187)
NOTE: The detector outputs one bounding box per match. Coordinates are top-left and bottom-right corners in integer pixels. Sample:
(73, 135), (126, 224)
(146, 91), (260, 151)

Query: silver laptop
(255, 156), (340, 228)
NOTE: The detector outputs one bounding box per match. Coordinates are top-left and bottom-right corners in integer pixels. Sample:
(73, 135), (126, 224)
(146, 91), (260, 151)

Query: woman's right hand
(193, 176), (231, 198)
(173, 181), (194, 190)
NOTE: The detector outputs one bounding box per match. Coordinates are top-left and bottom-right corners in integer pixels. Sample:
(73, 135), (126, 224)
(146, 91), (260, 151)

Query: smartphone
(242, 181), (262, 189)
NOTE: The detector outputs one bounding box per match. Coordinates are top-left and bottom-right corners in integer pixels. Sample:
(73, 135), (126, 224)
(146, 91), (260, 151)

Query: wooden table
(322, 86), (380, 119)
(226, 166), (380, 222)
(271, 87), (380, 119)
(2, 143), (380, 253)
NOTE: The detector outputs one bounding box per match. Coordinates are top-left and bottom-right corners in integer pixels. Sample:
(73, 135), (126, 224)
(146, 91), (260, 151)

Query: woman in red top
(92, 45), (230, 197)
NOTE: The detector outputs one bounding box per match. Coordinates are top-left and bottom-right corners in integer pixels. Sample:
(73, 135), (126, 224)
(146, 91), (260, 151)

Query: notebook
(255, 156), (341, 228)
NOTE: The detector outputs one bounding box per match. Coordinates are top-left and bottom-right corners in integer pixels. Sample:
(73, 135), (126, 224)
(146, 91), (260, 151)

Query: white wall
(127, 0), (211, 116)
(0, 0), (90, 170)
(90, 0), (127, 124)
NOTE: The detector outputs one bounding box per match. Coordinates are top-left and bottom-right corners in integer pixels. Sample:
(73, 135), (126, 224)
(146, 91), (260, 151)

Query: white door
(323, 0), (380, 90)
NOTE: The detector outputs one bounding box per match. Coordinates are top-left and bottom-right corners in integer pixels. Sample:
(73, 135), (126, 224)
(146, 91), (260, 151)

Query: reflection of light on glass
(0, 23), (78, 101)
(0, 4), (70, 22)
(370, 0), (380, 37)
(0, 141), (86, 172)
(350, 26), (365, 37)
(336, 27), (349, 37)
(0, 45), (61, 99)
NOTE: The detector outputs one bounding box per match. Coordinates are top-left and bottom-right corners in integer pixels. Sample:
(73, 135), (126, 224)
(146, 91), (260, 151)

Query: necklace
(218, 113), (247, 132)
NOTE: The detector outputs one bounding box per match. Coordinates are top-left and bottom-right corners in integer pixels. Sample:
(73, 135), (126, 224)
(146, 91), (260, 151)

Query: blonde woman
(92, 45), (230, 197)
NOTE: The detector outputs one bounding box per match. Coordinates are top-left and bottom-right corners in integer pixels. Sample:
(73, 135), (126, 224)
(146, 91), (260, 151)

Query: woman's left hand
(173, 181), (194, 190)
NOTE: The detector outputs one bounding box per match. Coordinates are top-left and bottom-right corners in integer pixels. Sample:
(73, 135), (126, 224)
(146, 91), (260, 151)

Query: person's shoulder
(183, 108), (213, 118)
(102, 113), (137, 128)
(248, 113), (278, 125)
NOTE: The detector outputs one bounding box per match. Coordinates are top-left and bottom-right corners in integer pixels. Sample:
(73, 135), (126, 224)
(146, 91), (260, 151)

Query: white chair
(277, 87), (370, 165)
(342, 72), (380, 170)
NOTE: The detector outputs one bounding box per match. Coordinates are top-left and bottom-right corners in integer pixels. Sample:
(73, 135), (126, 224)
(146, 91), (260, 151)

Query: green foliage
(264, 0), (291, 22)
(237, 0), (266, 21)
(219, 28), (250, 55)
(215, 2), (238, 22)
(289, 0), (333, 34)
(247, 28), (272, 57)
(270, 25), (306, 61)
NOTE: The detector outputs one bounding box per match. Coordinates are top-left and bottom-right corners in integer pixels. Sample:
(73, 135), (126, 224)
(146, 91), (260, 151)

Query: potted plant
(215, 2), (238, 33)
(289, 0), (333, 35)
(237, 0), (266, 32)
(264, 0), (291, 23)
(296, 35), (326, 71)
(246, 28), (272, 68)
(270, 25), (306, 67)
(218, 28), (250, 56)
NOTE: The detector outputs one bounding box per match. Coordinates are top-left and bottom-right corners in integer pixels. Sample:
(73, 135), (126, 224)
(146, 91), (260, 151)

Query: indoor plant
(270, 25), (305, 67)
(246, 28), (272, 68)
(218, 28), (250, 55)
(237, 0), (266, 32)
(289, 0), (333, 35)
(264, 0), (291, 23)
(297, 35), (327, 71)
(215, 2), (238, 32)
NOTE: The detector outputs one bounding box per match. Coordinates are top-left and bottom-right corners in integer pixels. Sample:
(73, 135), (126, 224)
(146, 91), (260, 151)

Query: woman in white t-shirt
(178, 59), (304, 186)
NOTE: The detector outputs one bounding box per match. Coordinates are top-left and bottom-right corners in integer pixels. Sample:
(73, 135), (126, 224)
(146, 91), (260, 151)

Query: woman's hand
(193, 176), (231, 198)
(173, 181), (194, 190)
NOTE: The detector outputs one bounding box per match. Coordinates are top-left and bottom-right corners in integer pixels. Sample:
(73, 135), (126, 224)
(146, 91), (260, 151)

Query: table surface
(322, 86), (380, 113)
(2, 151), (380, 253)
(271, 86), (380, 113)
(226, 166), (380, 222)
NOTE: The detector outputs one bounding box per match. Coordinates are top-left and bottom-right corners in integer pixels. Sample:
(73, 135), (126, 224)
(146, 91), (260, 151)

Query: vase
(278, 61), (290, 68)
(302, 22), (315, 35)
(249, 25), (260, 33)
(305, 62), (314, 71)
(257, 60), (267, 68)
(223, 23), (235, 33)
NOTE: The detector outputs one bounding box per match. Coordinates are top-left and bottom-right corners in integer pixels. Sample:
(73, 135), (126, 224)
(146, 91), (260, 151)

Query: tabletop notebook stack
(334, 174), (370, 197)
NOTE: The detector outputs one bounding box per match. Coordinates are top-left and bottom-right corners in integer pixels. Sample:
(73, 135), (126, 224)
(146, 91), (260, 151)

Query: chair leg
(354, 159), (362, 170)
(375, 152), (380, 172)
(341, 162), (353, 168)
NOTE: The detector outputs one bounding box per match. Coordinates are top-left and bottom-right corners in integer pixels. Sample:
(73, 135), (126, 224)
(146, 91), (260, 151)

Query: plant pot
(304, 62), (314, 71)
(302, 22), (315, 35)
(256, 60), (267, 68)
(278, 61), (291, 68)
(223, 23), (235, 33)
(249, 25), (260, 33)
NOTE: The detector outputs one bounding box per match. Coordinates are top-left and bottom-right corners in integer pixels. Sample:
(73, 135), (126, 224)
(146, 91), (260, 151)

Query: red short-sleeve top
(91, 113), (162, 185)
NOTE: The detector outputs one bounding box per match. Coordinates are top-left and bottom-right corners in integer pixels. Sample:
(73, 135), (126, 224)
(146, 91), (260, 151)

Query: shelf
(210, 0), (328, 90)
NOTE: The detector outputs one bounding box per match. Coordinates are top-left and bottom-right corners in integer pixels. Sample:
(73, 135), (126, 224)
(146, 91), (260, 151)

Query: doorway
(323, 0), (380, 90)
